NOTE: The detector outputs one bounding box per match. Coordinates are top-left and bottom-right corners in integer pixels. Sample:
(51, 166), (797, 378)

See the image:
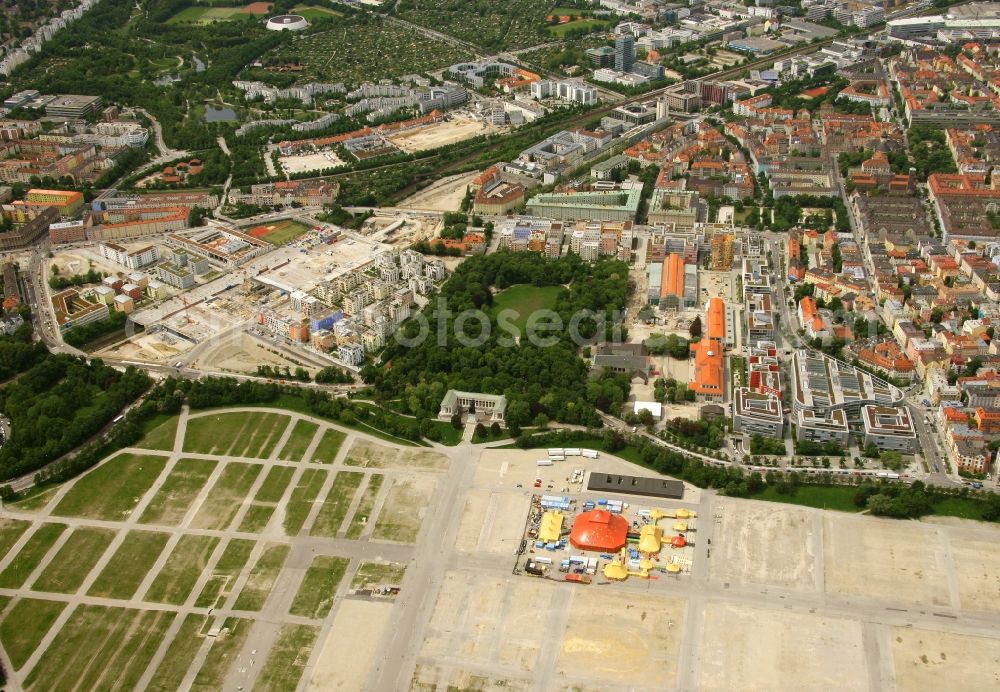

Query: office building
(615, 35), (635, 73)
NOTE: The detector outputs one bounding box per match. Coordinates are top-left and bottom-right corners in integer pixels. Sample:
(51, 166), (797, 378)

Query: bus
(113, 415), (125, 424)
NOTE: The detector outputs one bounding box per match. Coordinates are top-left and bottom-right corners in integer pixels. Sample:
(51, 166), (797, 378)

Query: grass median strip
(144, 534), (220, 604)
(88, 530), (170, 599)
(233, 543), (290, 611)
(140, 458), (217, 526)
(0, 598), (67, 670)
(0, 523), (68, 589)
(195, 538), (255, 608)
(278, 419), (320, 461)
(310, 471), (364, 537)
(289, 555), (349, 618)
(283, 468), (327, 536)
(31, 527), (115, 594)
(253, 623), (319, 691)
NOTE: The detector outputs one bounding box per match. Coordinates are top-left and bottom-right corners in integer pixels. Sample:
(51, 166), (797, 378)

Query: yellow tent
(603, 561), (629, 580)
(675, 508), (693, 519)
(538, 510), (563, 543)
(637, 523), (663, 554)
(665, 563), (681, 573)
(672, 522), (688, 532)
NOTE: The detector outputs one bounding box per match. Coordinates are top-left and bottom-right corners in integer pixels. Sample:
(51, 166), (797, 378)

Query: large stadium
(265, 14), (308, 31)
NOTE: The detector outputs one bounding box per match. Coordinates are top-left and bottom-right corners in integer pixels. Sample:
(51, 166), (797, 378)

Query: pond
(204, 105), (238, 122)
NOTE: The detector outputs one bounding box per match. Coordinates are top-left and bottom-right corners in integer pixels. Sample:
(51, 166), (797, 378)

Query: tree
(474, 423), (487, 439)
(450, 411), (464, 429)
(880, 450), (903, 470)
(866, 493), (894, 515)
(689, 315), (702, 338)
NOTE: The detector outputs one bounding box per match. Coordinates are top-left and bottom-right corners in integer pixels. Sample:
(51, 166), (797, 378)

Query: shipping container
(547, 449), (564, 456)
(564, 448), (581, 456)
(581, 450), (599, 459)
(565, 573), (591, 584)
(534, 557), (553, 564)
(537, 459), (553, 466)
(548, 455), (565, 461)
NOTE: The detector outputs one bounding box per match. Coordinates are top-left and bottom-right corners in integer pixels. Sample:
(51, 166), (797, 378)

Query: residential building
(99, 242), (160, 270)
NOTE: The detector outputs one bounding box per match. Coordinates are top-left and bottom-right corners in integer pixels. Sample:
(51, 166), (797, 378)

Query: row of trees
(63, 311), (130, 348)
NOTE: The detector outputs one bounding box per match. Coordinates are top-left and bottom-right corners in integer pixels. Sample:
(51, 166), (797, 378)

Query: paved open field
(2, 408), (1000, 691)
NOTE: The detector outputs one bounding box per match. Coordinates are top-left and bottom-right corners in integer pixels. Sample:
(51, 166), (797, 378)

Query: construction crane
(179, 294), (192, 324)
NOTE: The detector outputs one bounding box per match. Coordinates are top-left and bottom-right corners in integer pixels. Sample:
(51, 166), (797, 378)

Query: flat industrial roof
(587, 473), (684, 499)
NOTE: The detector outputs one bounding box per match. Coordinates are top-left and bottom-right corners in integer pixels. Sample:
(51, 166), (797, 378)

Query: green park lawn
(144, 535), (220, 604)
(0, 524), (68, 589)
(23, 606), (174, 692)
(145, 614), (209, 692)
(184, 412), (290, 458)
(547, 18), (612, 36)
(309, 471), (364, 537)
(345, 474), (383, 539)
(238, 465), (295, 533)
(309, 427), (347, 463)
(233, 543), (290, 611)
(194, 538), (255, 608)
(53, 454), (167, 520)
(190, 462), (262, 530)
(136, 415), (179, 451)
(491, 284), (564, 335)
(254, 624), (319, 690)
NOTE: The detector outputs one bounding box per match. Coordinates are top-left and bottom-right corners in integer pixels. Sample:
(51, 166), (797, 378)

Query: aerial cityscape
(1, 0), (1000, 689)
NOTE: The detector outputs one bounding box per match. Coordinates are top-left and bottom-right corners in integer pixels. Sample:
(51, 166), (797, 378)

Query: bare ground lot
(345, 439), (449, 471)
(397, 171), (482, 212)
(557, 588), (685, 687)
(306, 600), (392, 690)
(198, 332), (302, 375)
(891, 627), (1000, 690)
(823, 515), (950, 607)
(279, 150), (345, 174)
(698, 602), (867, 692)
(454, 490), (531, 554)
(421, 571), (554, 673)
(710, 500), (816, 591)
(387, 117), (502, 153)
(944, 533), (1000, 612)
(372, 476), (437, 543)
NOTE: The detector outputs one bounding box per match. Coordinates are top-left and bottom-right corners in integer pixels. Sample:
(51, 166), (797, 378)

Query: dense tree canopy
(0, 354), (152, 479)
(362, 252), (632, 428)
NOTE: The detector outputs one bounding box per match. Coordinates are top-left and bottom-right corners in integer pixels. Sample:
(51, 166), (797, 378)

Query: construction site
(80, 214), (439, 373)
